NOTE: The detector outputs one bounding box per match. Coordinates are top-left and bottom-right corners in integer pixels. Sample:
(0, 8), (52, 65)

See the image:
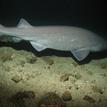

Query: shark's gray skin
(0, 18), (107, 61)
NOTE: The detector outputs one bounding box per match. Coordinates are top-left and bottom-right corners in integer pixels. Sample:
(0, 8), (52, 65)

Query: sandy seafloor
(0, 46), (107, 107)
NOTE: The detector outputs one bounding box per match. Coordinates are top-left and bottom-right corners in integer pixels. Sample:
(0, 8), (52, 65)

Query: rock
(91, 85), (105, 94)
(22, 91), (35, 98)
(38, 92), (66, 107)
(60, 74), (69, 82)
(42, 56), (54, 65)
(60, 72), (81, 82)
(10, 91), (36, 107)
(83, 95), (96, 103)
(11, 75), (22, 83)
(27, 56), (37, 64)
(62, 91), (72, 101)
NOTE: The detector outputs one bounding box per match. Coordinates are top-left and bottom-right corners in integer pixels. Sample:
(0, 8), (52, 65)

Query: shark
(0, 18), (107, 61)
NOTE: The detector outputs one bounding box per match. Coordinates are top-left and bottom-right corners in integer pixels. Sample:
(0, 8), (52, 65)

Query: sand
(0, 46), (107, 107)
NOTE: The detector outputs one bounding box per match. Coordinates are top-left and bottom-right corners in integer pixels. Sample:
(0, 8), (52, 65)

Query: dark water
(0, 0), (106, 34)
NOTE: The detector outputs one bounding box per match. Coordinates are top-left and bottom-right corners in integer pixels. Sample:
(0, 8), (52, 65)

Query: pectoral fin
(30, 41), (47, 52)
(71, 49), (90, 61)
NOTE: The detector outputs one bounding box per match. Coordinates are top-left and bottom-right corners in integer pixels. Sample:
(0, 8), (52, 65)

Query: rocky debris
(11, 75), (22, 83)
(42, 56), (54, 65)
(60, 74), (69, 82)
(83, 95), (96, 103)
(60, 72), (81, 82)
(0, 48), (13, 62)
(38, 92), (66, 107)
(62, 91), (72, 101)
(100, 63), (107, 69)
(91, 85), (105, 94)
(10, 91), (37, 107)
(72, 62), (78, 67)
(26, 56), (37, 64)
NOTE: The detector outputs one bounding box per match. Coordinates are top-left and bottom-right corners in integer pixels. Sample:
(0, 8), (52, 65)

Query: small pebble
(91, 85), (105, 94)
(11, 91), (35, 100)
(62, 91), (72, 101)
(25, 54), (37, 64)
(72, 62), (78, 67)
(11, 75), (22, 83)
(100, 64), (107, 69)
(83, 95), (96, 103)
(38, 92), (66, 107)
(60, 74), (69, 82)
(48, 59), (54, 65)
(68, 86), (72, 89)
(28, 57), (37, 64)
(42, 56), (54, 65)
(10, 91), (36, 107)
(22, 91), (35, 98)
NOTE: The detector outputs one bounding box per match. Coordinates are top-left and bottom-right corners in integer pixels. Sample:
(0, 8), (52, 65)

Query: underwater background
(0, 0), (107, 107)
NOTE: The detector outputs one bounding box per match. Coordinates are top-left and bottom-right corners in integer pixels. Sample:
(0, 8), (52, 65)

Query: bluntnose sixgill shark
(0, 18), (107, 61)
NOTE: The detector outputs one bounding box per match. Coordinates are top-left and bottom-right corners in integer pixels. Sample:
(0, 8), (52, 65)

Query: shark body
(0, 18), (107, 61)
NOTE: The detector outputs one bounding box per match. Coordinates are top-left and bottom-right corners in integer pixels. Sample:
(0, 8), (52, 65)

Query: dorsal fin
(17, 18), (32, 28)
